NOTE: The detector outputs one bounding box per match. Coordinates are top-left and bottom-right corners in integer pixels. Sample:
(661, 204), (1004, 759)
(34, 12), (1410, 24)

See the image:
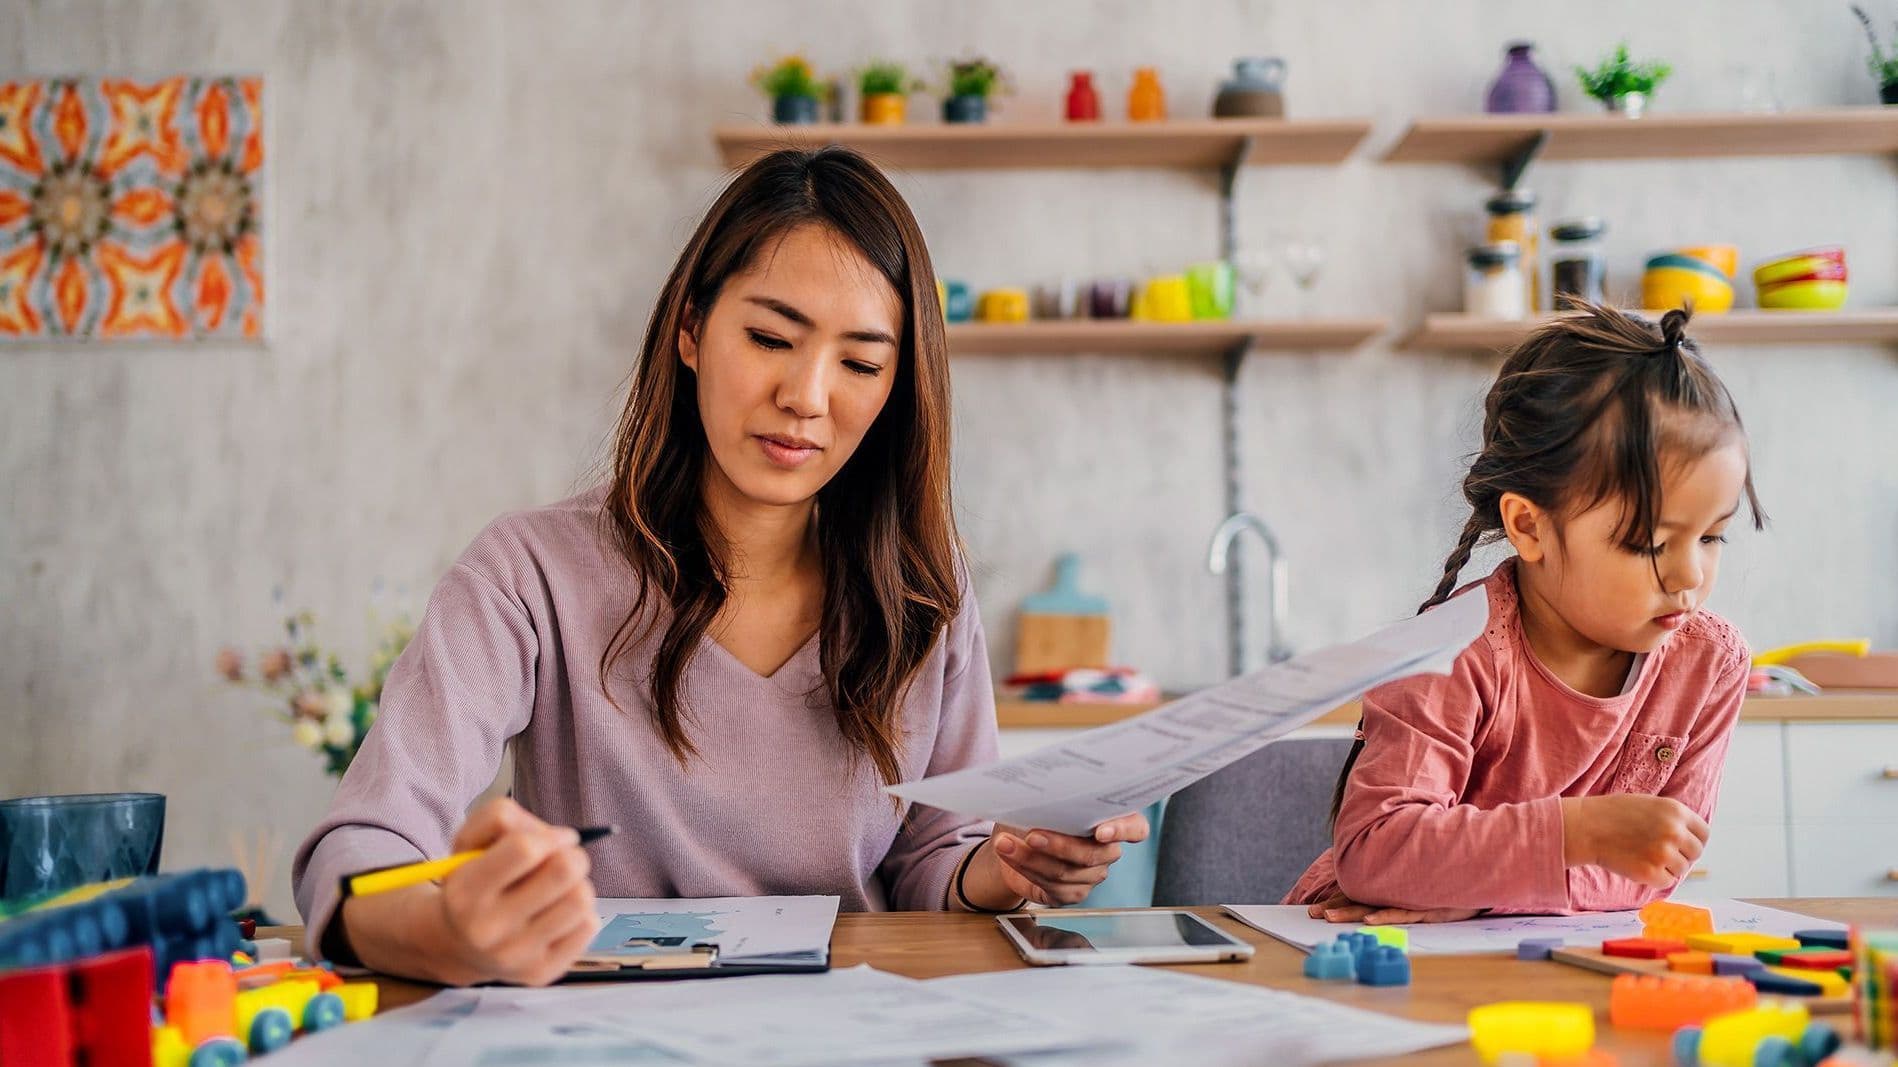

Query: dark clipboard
(557, 941), (831, 983)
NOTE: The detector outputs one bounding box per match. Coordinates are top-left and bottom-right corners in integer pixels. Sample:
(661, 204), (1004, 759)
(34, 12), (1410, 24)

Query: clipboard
(559, 940), (830, 983)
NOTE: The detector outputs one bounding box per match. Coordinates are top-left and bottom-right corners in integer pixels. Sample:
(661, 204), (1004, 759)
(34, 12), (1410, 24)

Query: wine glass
(1278, 233), (1325, 316)
(1232, 249), (1273, 318)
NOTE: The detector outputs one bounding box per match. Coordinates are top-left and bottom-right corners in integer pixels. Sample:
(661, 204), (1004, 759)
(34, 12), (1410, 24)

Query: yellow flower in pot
(858, 60), (918, 125)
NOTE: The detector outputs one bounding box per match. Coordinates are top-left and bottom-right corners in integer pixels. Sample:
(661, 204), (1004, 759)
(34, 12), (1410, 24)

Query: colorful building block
(0, 868), (247, 980)
(1686, 932), (1803, 956)
(1853, 929), (1898, 1052)
(1357, 945), (1411, 986)
(1602, 937), (1688, 960)
(1711, 953), (1765, 977)
(1518, 937), (1564, 960)
(1467, 1002), (1595, 1065)
(1671, 1004), (1837, 1067)
(1640, 900), (1713, 941)
(1303, 939), (1358, 981)
(0, 947), (154, 1067)
(1765, 965), (1849, 998)
(1607, 973), (1756, 1030)
(1749, 969), (1825, 997)
(1770, 948), (1853, 971)
(166, 959), (237, 1046)
(335, 982), (379, 1022)
(1667, 950), (1715, 974)
(0, 963), (73, 1067)
(1794, 928), (1849, 951)
(1360, 926), (1409, 952)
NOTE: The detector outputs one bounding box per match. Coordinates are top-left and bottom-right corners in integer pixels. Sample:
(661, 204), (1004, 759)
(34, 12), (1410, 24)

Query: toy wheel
(1797, 1023), (1841, 1064)
(303, 991), (346, 1032)
(1751, 1035), (1797, 1067)
(188, 1036), (248, 1067)
(248, 1007), (295, 1054)
(1671, 1025), (1701, 1067)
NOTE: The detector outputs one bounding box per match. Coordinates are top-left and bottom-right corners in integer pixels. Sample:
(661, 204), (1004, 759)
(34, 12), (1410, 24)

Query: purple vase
(1485, 42), (1556, 114)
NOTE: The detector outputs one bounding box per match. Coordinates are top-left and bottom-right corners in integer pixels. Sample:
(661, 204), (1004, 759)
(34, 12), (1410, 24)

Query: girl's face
(679, 223), (902, 513)
(1510, 438), (1750, 655)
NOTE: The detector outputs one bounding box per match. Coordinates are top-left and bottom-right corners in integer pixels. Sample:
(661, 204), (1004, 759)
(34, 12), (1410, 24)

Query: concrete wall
(4, 0), (1894, 917)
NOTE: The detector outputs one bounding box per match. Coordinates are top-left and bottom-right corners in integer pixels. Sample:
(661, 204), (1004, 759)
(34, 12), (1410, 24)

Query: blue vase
(1213, 57), (1286, 117)
(1485, 43), (1556, 114)
(942, 95), (986, 123)
(772, 95), (821, 125)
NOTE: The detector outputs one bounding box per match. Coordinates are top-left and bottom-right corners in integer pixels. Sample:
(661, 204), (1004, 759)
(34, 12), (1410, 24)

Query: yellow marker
(1752, 639), (1869, 667)
(338, 826), (614, 899)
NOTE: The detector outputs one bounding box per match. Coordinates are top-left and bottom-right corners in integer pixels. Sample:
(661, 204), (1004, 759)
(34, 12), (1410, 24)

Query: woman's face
(679, 223), (902, 512)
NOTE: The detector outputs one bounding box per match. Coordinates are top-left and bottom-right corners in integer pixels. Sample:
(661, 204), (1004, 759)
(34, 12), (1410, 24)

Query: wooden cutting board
(1014, 553), (1111, 675)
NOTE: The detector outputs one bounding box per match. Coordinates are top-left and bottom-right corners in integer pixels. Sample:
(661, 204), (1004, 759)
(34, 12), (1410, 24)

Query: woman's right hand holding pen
(337, 797), (600, 986)
(1560, 794), (1709, 887)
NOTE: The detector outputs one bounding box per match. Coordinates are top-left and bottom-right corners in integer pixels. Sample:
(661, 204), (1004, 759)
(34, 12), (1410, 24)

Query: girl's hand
(962, 814), (1151, 908)
(1561, 794), (1709, 888)
(1307, 888), (1480, 925)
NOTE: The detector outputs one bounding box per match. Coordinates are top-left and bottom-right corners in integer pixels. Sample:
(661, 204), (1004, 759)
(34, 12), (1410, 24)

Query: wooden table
(268, 898), (1897, 1066)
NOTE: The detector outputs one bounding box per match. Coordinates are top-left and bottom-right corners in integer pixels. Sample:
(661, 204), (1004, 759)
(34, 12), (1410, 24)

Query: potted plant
(858, 60), (918, 125)
(752, 54), (826, 125)
(940, 56), (1009, 123)
(1575, 42), (1672, 117)
(1853, 5), (1898, 104)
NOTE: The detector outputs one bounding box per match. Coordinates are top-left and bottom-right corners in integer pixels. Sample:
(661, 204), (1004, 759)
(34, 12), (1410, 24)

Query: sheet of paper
(436, 965), (1089, 1067)
(888, 588), (1491, 834)
(588, 895), (839, 961)
(1223, 899), (1848, 955)
(931, 965), (1468, 1067)
(256, 989), (489, 1066)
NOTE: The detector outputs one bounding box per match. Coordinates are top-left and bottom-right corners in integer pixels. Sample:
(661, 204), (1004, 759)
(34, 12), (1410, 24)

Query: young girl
(292, 147), (1146, 986)
(1290, 304), (1763, 924)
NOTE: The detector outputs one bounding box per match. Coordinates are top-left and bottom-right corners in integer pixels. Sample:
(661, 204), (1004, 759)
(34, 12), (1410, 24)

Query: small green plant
(858, 60), (919, 97)
(943, 57), (1009, 100)
(752, 54), (824, 100)
(1575, 42), (1673, 101)
(1852, 5), (1898, 85)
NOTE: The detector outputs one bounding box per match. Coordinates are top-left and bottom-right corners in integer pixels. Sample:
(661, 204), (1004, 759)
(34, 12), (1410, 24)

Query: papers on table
(933, 965), (1468, 1066)
(587, 895), (839, 966)
(887, 588), (1491, 834)
(1222, 898), (1848, 956)
(279, 964), (1466, 1067)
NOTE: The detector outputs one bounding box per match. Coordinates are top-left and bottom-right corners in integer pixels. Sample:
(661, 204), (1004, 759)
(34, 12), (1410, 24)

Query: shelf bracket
(1499, 129), (1549, 190)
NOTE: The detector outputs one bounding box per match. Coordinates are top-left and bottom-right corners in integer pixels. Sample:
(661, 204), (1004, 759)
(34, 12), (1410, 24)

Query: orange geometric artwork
(0, 75), (263, 341)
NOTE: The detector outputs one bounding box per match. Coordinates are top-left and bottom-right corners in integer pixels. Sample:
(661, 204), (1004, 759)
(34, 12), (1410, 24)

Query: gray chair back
(1151, 737), (1355, 906)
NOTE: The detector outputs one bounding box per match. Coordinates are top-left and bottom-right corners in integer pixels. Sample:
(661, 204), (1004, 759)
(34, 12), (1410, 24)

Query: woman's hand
(339, 797), (600, 986)
(1305, 887), (1480, 926)
(959, 813), (1151, 908)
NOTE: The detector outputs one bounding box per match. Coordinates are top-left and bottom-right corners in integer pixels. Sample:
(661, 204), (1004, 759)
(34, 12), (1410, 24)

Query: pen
(338, 825), (616, 899)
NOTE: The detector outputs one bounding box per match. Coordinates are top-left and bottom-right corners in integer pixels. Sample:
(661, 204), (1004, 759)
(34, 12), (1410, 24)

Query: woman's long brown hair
(599, 146), (959, 788)
(1328, 303), (1765, 823)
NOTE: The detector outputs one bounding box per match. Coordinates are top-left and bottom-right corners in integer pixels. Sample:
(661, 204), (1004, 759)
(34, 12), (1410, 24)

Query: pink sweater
(1286, 560), (1749, 913)
(291, 488), (997, 959)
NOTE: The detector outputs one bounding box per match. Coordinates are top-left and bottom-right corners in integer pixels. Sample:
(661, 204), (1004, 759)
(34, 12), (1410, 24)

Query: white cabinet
(1692, 724), (1790, 897)
(1785, 723), (1898, 897)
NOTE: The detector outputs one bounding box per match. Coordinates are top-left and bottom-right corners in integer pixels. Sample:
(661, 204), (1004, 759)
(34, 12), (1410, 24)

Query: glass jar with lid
(1549, 217), (1608, 308)
(1484, 188), (1540, 312)
(1465, 241), (1527, 319)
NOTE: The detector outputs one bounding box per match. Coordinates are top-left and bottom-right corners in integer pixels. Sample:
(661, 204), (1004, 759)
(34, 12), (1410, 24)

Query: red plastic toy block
(66, 947), (155, 1067)
(0, 964), (73, 1067)
(1602, 937), (1690, 960)
(1775, 949), (1852, 971)
(1608, 972), (1758, 1030)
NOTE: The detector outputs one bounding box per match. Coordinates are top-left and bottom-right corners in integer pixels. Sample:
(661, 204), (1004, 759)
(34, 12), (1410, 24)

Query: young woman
(293, 147), (1148, 986)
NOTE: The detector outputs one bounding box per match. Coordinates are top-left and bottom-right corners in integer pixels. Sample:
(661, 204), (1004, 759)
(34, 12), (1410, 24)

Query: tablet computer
(996, 909), (1255, 966)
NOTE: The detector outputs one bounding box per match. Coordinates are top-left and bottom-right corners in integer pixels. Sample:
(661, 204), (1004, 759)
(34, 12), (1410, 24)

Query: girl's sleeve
(1332, 651), (1572, 912)
(289, 560), (537, 961)
(1563, 636), (1750, 912)
(876, 573), (1000, 911)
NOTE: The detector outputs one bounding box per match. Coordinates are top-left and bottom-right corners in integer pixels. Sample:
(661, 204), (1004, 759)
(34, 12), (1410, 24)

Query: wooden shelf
(997, 691), (1898, 730)
(1386, 107), (1898, 165)
(714, 118), (1374, 171)
(1405, 309), (1898, 351)
(947, 318), (1386, 354)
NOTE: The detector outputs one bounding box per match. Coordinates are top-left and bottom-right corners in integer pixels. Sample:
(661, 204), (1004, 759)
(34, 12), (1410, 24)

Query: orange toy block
(1667, 950), (1715, 974)
(165, 959), (237, 1046)
(1608, 973), (1758, 1030)
(1640, 900), (1713, 941)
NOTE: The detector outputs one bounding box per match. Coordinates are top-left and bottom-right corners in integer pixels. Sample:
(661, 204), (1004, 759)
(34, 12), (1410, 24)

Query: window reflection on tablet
(1009, 912), (1235, 951)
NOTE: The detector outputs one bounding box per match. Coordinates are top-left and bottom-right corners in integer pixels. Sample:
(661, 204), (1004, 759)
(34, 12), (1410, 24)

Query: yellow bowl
(1642, 267), (1734, 314)
(1757, 278), (1847, 310)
